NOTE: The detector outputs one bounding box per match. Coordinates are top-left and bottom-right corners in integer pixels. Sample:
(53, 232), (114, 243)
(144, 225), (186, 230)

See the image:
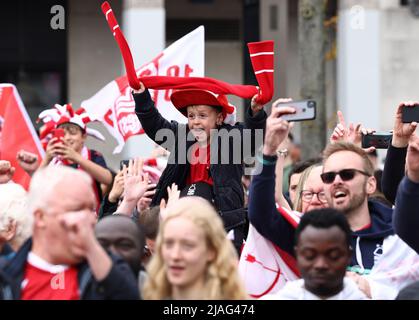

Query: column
(122, 0), (165, 159)
(337, 0), (380, 129)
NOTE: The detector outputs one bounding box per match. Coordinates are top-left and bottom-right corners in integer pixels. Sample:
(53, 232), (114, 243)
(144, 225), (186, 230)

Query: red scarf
(101, 1), (274, 106)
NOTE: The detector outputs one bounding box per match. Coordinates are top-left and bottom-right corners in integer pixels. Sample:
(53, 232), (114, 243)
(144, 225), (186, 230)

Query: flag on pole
(81, 26), (205, 154)
(0, 84), (45, 189)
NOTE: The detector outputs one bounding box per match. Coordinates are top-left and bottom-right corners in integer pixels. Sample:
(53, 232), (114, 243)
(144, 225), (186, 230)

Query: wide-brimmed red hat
(170, 89), (236, 121)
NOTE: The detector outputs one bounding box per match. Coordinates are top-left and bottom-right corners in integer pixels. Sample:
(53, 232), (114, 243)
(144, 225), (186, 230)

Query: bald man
(0, 166), (139, 300)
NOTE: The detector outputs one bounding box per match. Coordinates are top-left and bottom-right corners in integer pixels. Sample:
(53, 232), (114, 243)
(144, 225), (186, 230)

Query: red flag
(0, 84), (45, 189)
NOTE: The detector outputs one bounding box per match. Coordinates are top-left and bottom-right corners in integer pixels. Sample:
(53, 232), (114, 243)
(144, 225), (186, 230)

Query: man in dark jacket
(133, 84), (266, 251)
(247, 104), (419, 299)
(0, 166), (139, 300)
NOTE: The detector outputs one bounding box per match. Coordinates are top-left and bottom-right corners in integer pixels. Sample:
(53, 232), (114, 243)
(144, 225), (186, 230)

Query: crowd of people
(1, 79), (419, 300)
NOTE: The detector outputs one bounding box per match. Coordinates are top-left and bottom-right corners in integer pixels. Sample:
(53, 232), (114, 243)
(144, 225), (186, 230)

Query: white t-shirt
(260, 277), (369, 300)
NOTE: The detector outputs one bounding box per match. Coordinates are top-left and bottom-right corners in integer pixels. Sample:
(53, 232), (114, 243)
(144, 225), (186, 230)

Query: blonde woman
(143, 197), (248, 300)
(294, 164), (328, 213)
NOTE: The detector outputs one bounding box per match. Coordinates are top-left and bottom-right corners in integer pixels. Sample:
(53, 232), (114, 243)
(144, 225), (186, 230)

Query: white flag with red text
(81, 26), (204, 153)
(0, 84), (45, 189)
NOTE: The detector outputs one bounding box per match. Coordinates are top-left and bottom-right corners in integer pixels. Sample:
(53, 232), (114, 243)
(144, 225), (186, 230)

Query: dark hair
(295, 208), (352, 247)
(288, 132), (294, 143)
(138, 206), (160, 240)
(185, 105), (223, 114)
(57, 122), (86, 134)
(288, 157), (322, 186)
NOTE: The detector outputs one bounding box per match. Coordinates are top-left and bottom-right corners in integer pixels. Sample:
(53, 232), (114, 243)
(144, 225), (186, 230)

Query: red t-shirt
(21, 253), (80, 300)
(187, 143), (213, 186)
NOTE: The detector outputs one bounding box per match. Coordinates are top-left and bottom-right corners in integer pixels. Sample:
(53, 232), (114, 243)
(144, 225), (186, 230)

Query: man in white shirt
(262, 208), (368, 300)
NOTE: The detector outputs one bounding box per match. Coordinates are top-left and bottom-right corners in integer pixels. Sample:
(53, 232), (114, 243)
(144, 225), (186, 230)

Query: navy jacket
(382, 145), (407, 204)
(248, 156), (395, 275)
(0, 239), (140, 300)
(394, 176), (419, 254)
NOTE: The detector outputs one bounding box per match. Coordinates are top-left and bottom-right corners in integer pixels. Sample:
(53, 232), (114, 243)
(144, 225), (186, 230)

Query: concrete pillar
(337, 0), (381, 129)
(122, 0), (166, 159)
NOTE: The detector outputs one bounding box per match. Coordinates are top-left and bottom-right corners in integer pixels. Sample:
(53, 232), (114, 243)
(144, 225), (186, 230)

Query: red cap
(170, 89), (235, 119)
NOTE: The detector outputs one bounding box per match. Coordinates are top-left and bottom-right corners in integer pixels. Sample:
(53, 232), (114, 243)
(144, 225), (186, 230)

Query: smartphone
(120, 159), (130, 170)
(402, 104), (419, 123)
(361, 132), (392, 149)
(52, 128), (65, 143)
(277, 100), (316, 122)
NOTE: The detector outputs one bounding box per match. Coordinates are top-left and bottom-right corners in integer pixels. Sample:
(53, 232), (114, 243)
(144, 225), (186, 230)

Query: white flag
(81, 26), (205, 153)
(239, 207), (301, 298)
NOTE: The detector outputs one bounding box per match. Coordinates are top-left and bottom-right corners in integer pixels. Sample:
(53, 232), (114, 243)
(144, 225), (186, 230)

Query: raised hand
(108, 169), (125, 203)
(137, 185), (157, 212)
(58, 209), (97, 259)
(0, 160), (15, 184)
(330, 110), (376, 153)
(123, 160), (149, 203)
(392, 101), (418, 148)
(16, 150), (39, 176)
(250, 94), (264, 115)
(166, 183), (180, 209)
(263, 98), (295, 156)
(132, 81), (146, 94)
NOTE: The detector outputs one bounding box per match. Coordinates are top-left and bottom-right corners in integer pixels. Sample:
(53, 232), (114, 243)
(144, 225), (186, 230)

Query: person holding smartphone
(38, 104), (113, 212)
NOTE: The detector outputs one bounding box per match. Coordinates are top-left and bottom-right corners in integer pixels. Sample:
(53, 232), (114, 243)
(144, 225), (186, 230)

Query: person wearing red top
(133, 82), (267, 253)
(186, 143), (213, 186)
(0, 166), (139, 300)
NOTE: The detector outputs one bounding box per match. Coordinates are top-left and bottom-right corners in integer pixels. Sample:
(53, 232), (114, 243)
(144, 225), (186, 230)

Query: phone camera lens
(308, 101), (314, 108)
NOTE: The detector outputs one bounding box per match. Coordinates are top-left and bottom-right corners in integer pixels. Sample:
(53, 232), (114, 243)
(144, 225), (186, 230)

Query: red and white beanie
(37, 104), (105, 144)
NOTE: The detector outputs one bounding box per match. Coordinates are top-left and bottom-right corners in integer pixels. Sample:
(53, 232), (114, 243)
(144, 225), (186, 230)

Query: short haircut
(294, 208), (352, 247)
(58, 122), (85, 134)
(322, 142), (374, 176)
(288, 157), (323, 186)
(28, 166), (92, 214)
(100, 214), (146, 257)
(138, 206), (160, 240)
(186, 105), (222, 114)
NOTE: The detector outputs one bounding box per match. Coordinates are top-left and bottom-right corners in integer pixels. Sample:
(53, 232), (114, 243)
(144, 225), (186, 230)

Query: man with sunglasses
(247, 107), (419, 299)
(320, 142), (418, 299)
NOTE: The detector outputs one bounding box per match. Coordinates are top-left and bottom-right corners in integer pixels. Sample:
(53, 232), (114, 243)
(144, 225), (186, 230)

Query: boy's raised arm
(133, 82), (179, 147)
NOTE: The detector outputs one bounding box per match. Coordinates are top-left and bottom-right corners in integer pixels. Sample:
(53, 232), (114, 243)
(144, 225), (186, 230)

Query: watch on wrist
(277, 148), (289, 158)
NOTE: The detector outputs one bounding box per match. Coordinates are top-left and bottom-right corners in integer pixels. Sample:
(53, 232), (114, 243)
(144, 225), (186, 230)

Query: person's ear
(34, 209), (47, 229)
(3, 220), (17, 241)
(366, 175), (377, 195)
(206, 247), (216, 263)
(216, 112), (223, 126)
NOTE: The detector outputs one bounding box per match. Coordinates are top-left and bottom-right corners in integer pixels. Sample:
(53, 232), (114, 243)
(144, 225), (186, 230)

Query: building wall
(68, 0), (123, 170)
(380, 4), (419, 131)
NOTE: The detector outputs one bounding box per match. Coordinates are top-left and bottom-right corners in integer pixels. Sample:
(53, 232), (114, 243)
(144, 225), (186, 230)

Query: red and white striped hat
(37, 104), (105, 141)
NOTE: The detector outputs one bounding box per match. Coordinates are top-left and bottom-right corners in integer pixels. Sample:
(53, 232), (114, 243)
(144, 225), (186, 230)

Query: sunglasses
(320, 169), (371, 184)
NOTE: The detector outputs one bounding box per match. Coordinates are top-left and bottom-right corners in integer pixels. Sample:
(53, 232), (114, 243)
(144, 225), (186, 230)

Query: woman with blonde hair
(293, 164), (328, 213)
(143, 196), (248, 300)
